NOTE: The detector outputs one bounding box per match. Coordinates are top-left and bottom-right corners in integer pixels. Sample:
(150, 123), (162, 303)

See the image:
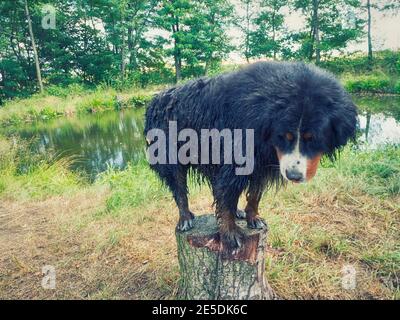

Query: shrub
(322, 50), (400, 76)
(343, 74), (391, 93)
(395, 80), (400, 94)
(126, 94), (153, 108)
(77, 89), (117, 113)
(45, 83), (88, 98)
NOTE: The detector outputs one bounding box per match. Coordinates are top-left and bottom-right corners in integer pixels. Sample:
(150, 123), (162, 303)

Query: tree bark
(24, 0), (43, 93)
(172, 16), (182, 83)
(176, 214), (276, 300)
(367, 0), (373, 67)
(312, 0), (321, 64)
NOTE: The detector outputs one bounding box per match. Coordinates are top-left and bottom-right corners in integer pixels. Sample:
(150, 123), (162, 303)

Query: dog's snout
(285, 169), (303, 182)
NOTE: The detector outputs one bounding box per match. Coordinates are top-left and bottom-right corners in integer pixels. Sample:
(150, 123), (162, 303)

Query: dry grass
(0, 168), (398, 299)
(0, 136), (398, 299)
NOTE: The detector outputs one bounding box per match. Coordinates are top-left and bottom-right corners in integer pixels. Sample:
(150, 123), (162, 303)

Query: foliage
(0, 0), (399, 103)
(0, 85), (154, 126)
(343, 74), (392, 93)
(395, 80), (400, 94)
(248, 0), (287, 60)
(321, 50), (400, 75)
(289, 0), (365, 62)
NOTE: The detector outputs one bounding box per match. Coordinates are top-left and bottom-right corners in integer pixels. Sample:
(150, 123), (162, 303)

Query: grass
(1, 58), (399, 128)
(343, 74), (394, 94)
(0, 134), (399, 299)
(0, 85), (159, 127)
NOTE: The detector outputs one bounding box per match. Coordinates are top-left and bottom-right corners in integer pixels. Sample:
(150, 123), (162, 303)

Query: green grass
(0, 136), (83, 200)
(98, 161), (166, 213)
(336, 145), (400, 196)
(0, 132), (399, 299)
(343, 74), (394, 94)
(0, 85), (158, 127)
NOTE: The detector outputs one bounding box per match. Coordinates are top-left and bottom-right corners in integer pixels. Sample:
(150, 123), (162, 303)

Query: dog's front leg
(216, 205), (246, 255)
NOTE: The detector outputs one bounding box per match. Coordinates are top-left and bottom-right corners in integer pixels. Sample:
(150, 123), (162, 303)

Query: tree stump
(176, 214), (275, 300)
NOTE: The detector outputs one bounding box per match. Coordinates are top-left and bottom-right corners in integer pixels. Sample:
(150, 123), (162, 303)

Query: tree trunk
(272, 3), (277, 60)
(176, 214), (276, 300)
(172, 17), (182, 83)
(367, 0), (373, 67)
(24, 0), (43, 93)
(312, 0), (321, 64)
(120, 1), (127, 81)
(245, 0), (251, 63)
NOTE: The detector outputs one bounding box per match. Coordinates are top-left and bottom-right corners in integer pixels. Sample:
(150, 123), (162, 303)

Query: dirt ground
(0, 184), (399, 300)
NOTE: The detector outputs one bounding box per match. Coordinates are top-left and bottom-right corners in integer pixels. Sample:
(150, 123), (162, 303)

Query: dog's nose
(285, 169), (303, 182)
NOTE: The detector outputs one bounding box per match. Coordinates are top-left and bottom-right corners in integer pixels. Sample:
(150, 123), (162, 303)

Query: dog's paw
(177, 212), (195, 232)
(220, 228), (246, 255)
(247, 216), (267, 230)
(235, 209), (246, 219)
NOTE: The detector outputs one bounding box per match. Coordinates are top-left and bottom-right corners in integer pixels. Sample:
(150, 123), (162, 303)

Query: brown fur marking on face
(306, 154), (322, 180)
(275, 147), (283, 161)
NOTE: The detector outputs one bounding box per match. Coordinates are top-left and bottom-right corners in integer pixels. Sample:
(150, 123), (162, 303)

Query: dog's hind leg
(244, 182), (267, 229)
(164, 166), (195, 232)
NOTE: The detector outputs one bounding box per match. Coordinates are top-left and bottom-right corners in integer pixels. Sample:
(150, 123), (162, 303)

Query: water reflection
(358, 112), (400, 148)
(4, 95), (400, 178)
(353, 95), (400, 148)
(15, 109), (146, 178)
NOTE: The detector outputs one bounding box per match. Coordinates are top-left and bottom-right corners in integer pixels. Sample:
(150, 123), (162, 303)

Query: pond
(4, 95), (400, 179)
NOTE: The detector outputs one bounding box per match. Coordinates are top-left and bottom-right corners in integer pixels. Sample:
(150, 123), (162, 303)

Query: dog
(144, 61), (357, 254)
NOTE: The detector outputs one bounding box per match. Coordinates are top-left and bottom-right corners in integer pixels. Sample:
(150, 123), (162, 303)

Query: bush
(125, 94), (153, 108)
(322, 50), (400, 76)
(45, 83), (88, 98)
(77, 89), (117, 113)
(395, 80), (400, 94)
(343, 74), (392, 93)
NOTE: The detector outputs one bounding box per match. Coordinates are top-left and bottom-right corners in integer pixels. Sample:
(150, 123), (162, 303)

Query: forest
(1, 0), (399, 104)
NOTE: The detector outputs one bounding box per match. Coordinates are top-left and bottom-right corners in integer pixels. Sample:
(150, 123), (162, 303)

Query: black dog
(144, 62), (357, 253)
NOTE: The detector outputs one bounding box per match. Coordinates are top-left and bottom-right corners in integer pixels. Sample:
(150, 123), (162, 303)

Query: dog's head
(266, 66), (358, 183)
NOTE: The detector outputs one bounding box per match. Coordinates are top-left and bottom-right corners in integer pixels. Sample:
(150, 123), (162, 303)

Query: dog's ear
(330, 101), (358, 149)
(260, 117), (274, 142)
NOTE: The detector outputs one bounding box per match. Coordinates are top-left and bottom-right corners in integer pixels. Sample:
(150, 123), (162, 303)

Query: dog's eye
(285, 132), (294, 141)
(303, 132), (313, 141)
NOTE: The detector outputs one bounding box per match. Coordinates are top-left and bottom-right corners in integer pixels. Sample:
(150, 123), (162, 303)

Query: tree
(367, 0), (373, 64)
(362, 0), (398, 69)
(24, 0), (44, 92)
(189, 0), (234, 74)
(382, 0), (400, 12)
(156, 0), (193, 82)
(156, 0), (233, 81)
(248, 0), (286, 60)
(236, 0), (257, 63)
(292, 0), (365, 63)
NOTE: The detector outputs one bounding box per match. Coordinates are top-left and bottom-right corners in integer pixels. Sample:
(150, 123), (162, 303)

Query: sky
(227, 1), (400, 62)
